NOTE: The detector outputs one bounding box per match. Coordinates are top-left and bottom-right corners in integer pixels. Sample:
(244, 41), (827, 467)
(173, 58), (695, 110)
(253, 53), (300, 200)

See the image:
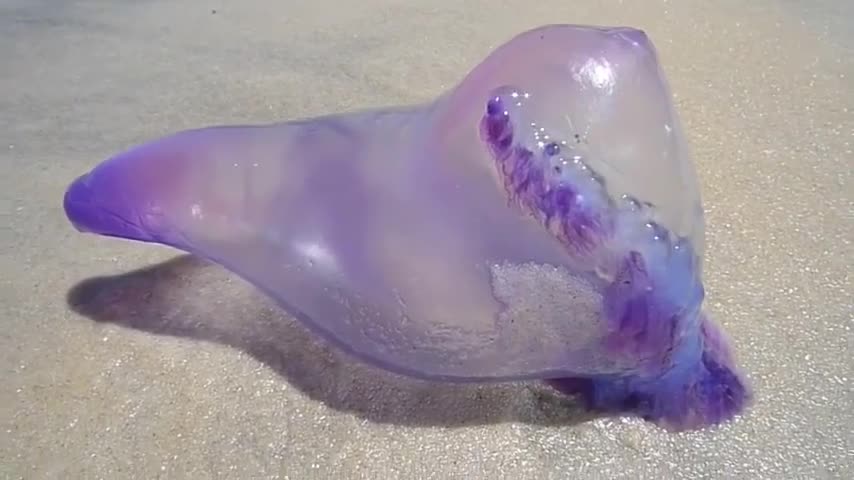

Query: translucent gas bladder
(64, 24), (750, 430)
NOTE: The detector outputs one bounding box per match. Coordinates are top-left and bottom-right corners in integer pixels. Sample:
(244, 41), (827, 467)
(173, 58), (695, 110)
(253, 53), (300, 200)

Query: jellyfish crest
(439, 24), (704, 250)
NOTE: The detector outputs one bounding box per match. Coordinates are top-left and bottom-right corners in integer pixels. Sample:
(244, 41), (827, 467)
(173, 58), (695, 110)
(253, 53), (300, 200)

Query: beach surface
(1, 0), (851, 478)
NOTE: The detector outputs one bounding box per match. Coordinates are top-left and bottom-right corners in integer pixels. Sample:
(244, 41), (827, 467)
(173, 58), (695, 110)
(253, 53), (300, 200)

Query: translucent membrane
(64, 24), (750, 430)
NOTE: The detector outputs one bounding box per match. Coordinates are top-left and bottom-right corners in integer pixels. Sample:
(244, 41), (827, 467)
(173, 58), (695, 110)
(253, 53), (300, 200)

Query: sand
(1, 0), (851, 478)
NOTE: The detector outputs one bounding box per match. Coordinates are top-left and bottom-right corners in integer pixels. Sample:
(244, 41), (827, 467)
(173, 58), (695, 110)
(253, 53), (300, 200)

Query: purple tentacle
(479, 87), (751, 430)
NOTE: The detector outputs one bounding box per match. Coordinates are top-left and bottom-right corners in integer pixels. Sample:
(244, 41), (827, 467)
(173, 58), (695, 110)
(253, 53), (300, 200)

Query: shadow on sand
(66, 254), (599, 428)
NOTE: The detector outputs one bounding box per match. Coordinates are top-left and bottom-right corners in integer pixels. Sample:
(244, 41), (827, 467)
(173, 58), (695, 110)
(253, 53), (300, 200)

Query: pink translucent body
(64, 25), (750, 430)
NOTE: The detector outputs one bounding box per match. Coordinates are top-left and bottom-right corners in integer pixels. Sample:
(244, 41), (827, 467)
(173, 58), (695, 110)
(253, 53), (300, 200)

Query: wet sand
(1, 0), (851, 478)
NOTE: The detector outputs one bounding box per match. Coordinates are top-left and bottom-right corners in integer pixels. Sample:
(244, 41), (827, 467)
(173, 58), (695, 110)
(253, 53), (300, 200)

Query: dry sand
(1, 0), (851, 478)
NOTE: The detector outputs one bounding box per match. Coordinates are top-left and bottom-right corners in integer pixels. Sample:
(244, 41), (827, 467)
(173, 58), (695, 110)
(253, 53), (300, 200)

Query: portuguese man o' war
(63, 24), (751, 430)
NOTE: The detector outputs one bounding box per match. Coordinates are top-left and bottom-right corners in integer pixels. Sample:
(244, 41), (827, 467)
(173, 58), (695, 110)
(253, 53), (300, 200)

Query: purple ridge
(478, 104), (612, 255)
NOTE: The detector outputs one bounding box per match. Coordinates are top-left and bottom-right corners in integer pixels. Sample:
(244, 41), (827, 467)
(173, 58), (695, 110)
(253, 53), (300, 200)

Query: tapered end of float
(63, 142), (189, 249)
(64, 173), (149, 242)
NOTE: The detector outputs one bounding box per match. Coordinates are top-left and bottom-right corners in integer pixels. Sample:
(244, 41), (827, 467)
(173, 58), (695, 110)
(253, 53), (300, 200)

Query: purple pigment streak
(479, 98), (611, 255)
(477, 74), (748, 430)
(63, 24), (752, 431)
